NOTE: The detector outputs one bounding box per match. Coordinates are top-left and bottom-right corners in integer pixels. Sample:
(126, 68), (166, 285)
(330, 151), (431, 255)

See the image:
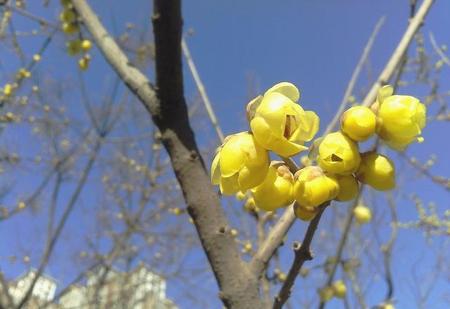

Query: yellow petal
(290, 109), (320, 142)
(220, 174), (240, 195)
(210, 152), (221, 185)
(238, 164), (269, 191)
(264, 82), (300, 102)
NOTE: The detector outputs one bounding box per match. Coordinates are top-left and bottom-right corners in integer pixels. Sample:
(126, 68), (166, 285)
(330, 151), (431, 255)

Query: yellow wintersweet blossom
(341, 106), (377, 141)
(249, 82), (319, 157)
(357, 152), (395, 191)
(293, 166), (339, 209)
(353, 204), (372, 224)
(377, 93), (427, 150)
(318, 131), (361, 175)
(211, 132), (269, 195)
(332, 280), (347, 298)
(332, 174), (359, 202)
(319, 286), (334, 302)
(251, 162), (294, 211)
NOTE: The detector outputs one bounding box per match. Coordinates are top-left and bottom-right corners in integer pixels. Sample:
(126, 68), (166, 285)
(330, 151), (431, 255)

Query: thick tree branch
(71, 0), (262, 307)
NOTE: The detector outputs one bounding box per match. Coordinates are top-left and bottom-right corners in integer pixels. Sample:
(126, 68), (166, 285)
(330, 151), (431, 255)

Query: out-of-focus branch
(71, 0), (263, 307)
(251, 204), (296, 276)
(273, 205), (328, 309)
(382, 193), (399, 302)
(429, 32), (450, 68)
(325, 17), (385, 135)
(182, 37), (224, 142)
(361, 0), (435, 107)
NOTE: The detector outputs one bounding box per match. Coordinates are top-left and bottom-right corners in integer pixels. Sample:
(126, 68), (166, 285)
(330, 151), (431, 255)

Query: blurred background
(0, 0), (449, 308)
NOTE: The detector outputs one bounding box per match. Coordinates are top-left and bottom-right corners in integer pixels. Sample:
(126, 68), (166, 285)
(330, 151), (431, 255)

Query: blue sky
(1, 0), (449, 308)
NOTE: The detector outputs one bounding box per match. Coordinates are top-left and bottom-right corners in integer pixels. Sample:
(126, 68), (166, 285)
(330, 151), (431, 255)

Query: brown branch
(361, 0), (435, 107)
(273, 205), (328, 309)
(71, 0), (262, 307)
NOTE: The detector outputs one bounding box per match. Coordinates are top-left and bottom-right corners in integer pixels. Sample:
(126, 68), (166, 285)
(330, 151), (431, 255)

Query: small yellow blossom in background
(319, 286), (334, 302)
(211, 132), (269, 195)
(332, 174), (359, 202)
(277, 272), (287, 282)
(249, 82), (319, 157)
(17, 201), (26, 209)
(62, 22), (79, 35)
(66, 40), (82, 55)
(251, 162), (294, 211)
(341, 106), (377, 141)
(293, 166), (339, 209)
(377, 94), (426, 150)
(60, 0), (72, 8)
(353, 204), (372, 224)
(357, 152), (395, 191)
(81, 39), (92, 52)
(332, 280), (347, 298)
(243, 242), (252, 253)
(3, 84), (13, 96)
(59, 9), (76, 23)
(33, 54), (41, 62)
(318, 131), (361, 175)
(78, 55), (91, 71)
(230, 229), (238, 237)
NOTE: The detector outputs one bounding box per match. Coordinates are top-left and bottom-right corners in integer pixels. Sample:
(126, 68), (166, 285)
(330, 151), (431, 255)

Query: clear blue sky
(1, 0), (449, 308)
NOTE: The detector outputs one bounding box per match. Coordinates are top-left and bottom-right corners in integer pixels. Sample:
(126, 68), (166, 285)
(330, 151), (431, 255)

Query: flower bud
(318, 132), (361, 175)
(332, 280), (347, 298)
(357, 152), (395, 191)
(319, 286), (334, 302)
(332, 174), (359, 201)
(249, 82), (319, 157)
(341, 106), (377, 141)
(210, 132), (269, 195)
(294, 204), (318, 221)
(293, 166), (339, 208)
(251, 162), (294, 211)
(353, 205), (372, 224)
(377, 94), (426, 150)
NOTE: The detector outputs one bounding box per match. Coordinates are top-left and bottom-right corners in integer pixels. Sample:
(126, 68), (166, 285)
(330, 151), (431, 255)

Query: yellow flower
(251, 162), (294, 211)
(249, 82), (319, 157)
(341, 106), (377, 141)
(353, 205), (372, 224)
(81, 39), (92, 51)
(211, 132), (269, 195)
(357, 152), (395, 191)
(332, 280), (347, 298)
(59, 9), (76, 23)
(332, 174), (359, 202)
(293, 166), (339, 208)
(319, 286), (334, 302)
(62, 22), (79, 34)
(3, 84), (13, 96)
(318, 132), (361, 175)
(78, 56), (91, 71)
(294, 204), (318, 221)
(377, 93), (426, 150)
(66, 40), (82, 55)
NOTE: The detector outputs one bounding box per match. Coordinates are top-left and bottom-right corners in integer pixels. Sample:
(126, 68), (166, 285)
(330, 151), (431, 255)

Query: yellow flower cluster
(60, 0), (93, 71)
(210, 83), (427, 221)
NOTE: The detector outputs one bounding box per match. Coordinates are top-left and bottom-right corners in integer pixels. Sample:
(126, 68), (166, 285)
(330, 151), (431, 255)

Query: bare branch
(182, 37), (225, 142)
(70, 0), (262, 307)
(361, 0), (435, 107)
(273, 205), (328, 309)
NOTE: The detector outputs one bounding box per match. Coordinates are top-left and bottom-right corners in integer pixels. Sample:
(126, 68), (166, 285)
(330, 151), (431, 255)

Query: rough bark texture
(71, 0), (263, 308)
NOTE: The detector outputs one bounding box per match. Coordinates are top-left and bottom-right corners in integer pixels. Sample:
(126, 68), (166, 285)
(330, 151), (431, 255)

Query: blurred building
(1, 264), (176, 309)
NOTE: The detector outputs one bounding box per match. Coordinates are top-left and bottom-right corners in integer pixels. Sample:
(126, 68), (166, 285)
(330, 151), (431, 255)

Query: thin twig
(273, 205), (328, 309)
(324, 17), (385, 135)
(182, 37), (224, 142)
